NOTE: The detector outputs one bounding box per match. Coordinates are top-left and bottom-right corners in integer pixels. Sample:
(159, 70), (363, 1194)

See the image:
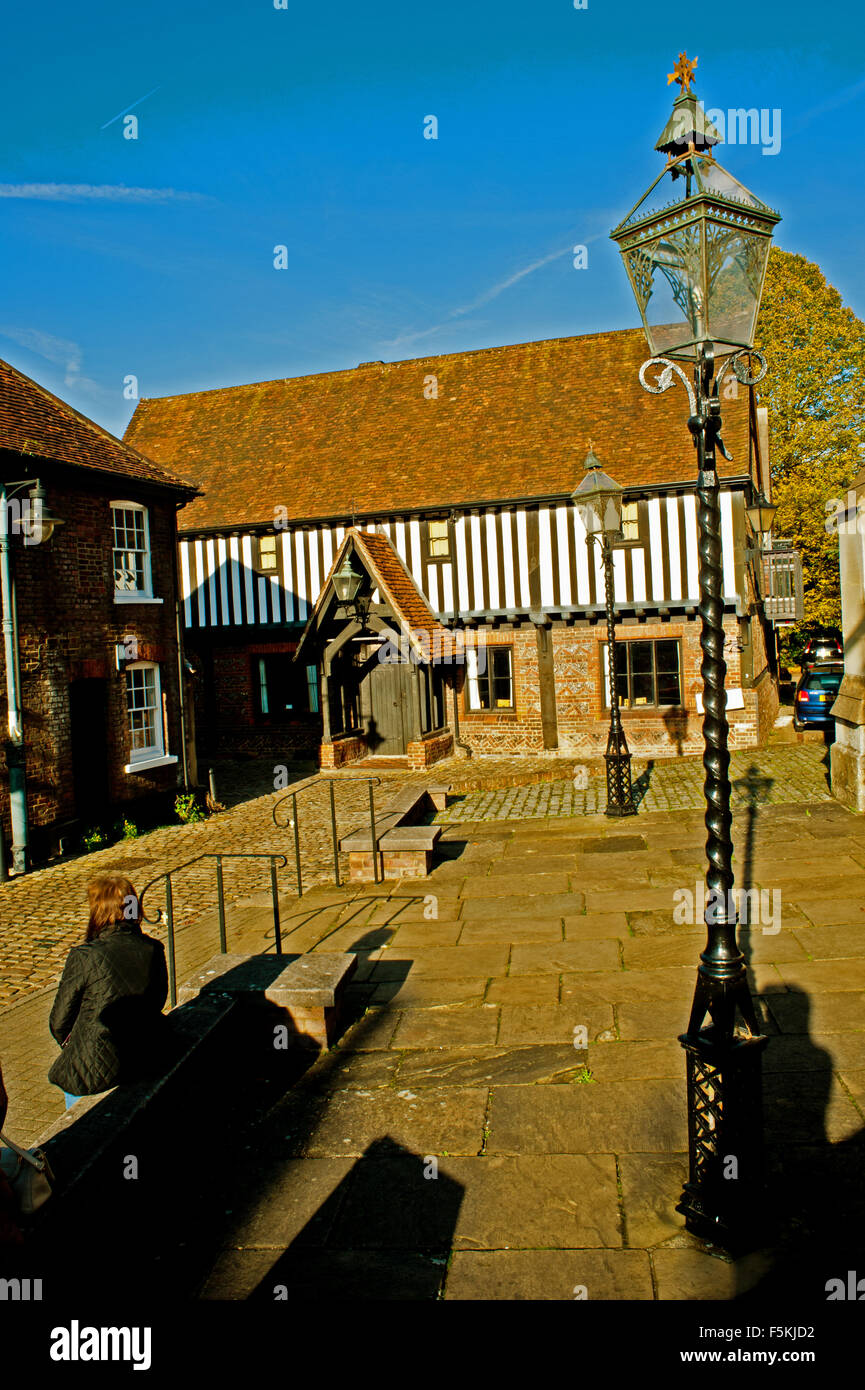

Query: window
(126, 664), (161, 756)
(425, 518), (451, 561)
(466, 645), (514, 710)
(112, 502), (153, 598)
(254, 534), (279, 574)
(621, 502), (640, 541)
(254, 655), (319, 719)
(603, 639), (682, 709)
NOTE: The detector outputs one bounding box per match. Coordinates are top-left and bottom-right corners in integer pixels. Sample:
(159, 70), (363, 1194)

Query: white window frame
(112, 501), (162, 605)
(123, 661), (178, 773)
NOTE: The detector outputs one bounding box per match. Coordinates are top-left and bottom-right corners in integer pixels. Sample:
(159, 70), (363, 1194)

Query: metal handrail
(272, 774), (382, 894)
(139, 851), (288, 1006)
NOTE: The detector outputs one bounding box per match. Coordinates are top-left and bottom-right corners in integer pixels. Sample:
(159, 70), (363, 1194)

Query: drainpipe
(0, 482), (28, 872)
(175, 599), (190, 789)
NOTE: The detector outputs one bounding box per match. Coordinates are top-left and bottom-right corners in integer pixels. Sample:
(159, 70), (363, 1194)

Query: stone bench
(177, 949), (357, 1047)
(339, 785), (449, 881)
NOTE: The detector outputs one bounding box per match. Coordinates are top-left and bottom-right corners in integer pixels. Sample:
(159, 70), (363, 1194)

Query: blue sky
(1, 0), (863, 437)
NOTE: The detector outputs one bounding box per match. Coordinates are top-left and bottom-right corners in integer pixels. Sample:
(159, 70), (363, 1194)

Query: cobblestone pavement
(435, 744), (833, 822)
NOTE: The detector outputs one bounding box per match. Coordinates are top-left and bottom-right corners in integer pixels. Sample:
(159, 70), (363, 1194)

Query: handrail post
(368, 779), (378, 884)
(215, 854), (227, 954)
(165, 875), (177, 1007)
(292, 791), (303, 897)
(270, 856), (282, 956)
(329, 780), (340, 887)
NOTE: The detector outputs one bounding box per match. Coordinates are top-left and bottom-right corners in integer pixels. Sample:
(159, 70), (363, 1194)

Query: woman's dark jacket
(48, 924), (168, 1095)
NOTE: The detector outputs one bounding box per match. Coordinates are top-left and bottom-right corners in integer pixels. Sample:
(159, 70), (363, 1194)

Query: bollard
(208, 767), (218, 804)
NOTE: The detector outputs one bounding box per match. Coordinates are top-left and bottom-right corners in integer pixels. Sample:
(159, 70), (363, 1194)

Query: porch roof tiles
(297, 528), (452, 664)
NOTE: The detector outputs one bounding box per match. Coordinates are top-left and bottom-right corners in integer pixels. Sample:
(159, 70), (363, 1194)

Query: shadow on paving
(725, 772), (865, 1300)
(736, 986), (865, 1302)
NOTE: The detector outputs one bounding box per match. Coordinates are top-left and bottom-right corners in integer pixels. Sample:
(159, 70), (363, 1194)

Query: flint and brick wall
(458, 617), (777, 759)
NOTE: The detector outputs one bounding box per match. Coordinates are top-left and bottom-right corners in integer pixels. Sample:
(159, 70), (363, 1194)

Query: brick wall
(0, 475), (187, 853)
(406, 729), (454, 770)
(190, 636), (321, 762)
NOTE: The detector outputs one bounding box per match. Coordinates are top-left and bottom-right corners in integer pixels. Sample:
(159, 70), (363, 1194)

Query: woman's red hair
(85, 873), (139, 942)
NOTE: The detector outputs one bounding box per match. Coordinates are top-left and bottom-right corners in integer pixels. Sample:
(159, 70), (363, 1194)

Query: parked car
(802, 629), (843, 666)
(793, 662), (844, 731)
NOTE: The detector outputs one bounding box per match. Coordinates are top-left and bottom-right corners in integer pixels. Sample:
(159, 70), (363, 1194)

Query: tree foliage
(754, 248), (865, 640)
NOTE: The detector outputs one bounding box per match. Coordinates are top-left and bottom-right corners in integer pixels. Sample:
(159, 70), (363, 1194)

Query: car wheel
(792, 716), (804, 732)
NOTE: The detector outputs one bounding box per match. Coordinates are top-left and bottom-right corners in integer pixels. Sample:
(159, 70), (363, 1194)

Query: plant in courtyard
(175, 792), (206, 824)
(573, 1066), (596, 1084)
(82, 825), (108, 853)
(113, 818), (138, 841)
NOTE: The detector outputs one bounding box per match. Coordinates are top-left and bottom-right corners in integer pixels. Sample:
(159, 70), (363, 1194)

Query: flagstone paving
(147, 791), (864, 1303)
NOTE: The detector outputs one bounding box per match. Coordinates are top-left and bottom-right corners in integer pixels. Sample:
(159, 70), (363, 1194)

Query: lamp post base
(678, 1026), (769, 1250)
(604, 744), (636, 818)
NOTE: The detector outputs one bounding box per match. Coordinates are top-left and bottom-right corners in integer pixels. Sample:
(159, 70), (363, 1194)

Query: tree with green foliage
(754, 248), (865, 656)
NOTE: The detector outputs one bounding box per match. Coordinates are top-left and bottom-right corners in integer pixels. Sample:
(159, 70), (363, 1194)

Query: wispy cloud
(383, 237), (601, 351)
(0, 182), (209, 203)
(0, 325), (109, 400)
(787, 73), (865, 137)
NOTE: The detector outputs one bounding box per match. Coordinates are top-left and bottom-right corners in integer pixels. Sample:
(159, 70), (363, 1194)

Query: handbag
(0, 1131), (54, 1215)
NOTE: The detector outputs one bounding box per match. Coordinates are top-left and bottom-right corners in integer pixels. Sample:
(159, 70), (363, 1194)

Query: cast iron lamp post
(610, 54), (781, 1246)
(573, 451), (637, 817)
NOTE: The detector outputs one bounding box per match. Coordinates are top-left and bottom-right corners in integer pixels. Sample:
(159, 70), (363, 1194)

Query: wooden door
(366, 659), (408, 755)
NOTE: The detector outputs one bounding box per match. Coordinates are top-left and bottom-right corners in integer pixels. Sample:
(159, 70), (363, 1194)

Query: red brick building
(0, 357), (198, 864)
(124, 327), (782, 770)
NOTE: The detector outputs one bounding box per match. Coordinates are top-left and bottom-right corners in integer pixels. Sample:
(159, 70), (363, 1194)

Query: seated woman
(48, 873), (169, 1108)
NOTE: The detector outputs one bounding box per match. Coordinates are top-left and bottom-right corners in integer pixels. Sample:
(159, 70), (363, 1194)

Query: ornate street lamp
(332, 552), (370, 628)
(745, 491), (777, 541)
(611, 54), (780, 1247)
(573, 450), (637, 818)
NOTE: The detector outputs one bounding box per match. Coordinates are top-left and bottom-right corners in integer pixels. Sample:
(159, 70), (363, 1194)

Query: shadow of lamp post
(573, 450), (637, 817)
(609, 53), (781, 1248)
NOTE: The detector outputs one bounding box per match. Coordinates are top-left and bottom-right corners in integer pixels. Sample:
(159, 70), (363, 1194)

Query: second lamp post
(573, 451), (637, 818)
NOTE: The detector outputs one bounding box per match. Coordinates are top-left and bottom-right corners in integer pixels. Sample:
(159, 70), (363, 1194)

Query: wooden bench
(339, 785), (449, 882)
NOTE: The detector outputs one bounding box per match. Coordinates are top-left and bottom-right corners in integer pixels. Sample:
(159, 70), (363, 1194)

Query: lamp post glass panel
(610, 54), (780, 1247)
(573, 452), (637, 818)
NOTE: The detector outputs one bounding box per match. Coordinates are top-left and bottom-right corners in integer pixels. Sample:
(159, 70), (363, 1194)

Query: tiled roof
(124, 328), (753, 532)
(297, 528), (451, 663)
(0, 356), (198, 495)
